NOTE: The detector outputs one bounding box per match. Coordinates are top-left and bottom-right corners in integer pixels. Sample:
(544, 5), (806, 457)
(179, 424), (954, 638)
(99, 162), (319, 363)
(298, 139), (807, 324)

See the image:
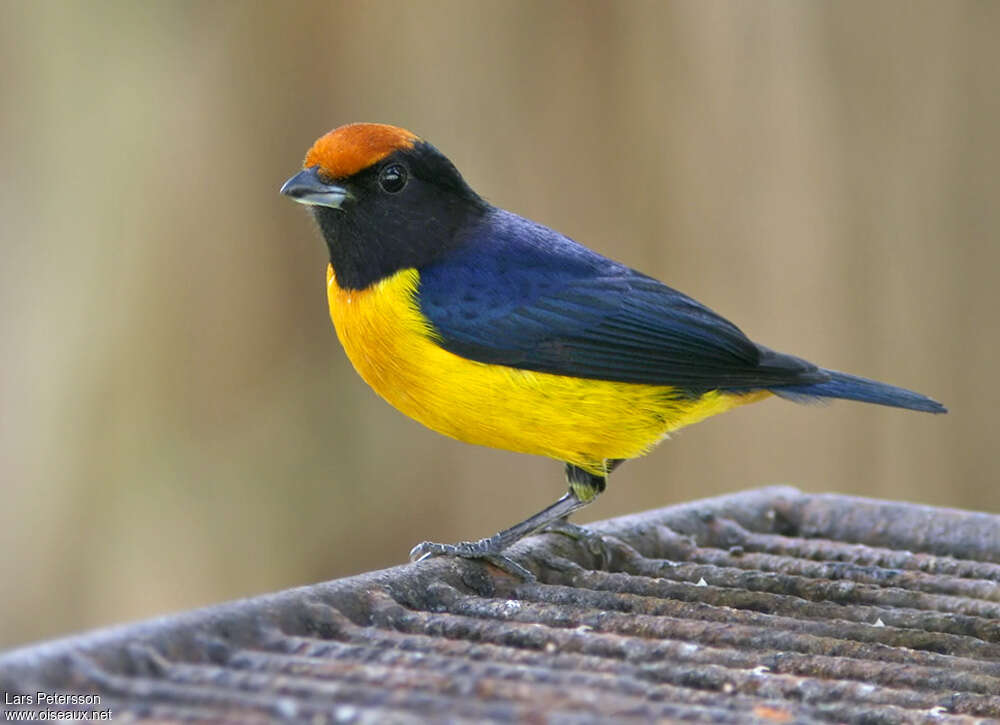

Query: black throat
(314, 143), (488, 290)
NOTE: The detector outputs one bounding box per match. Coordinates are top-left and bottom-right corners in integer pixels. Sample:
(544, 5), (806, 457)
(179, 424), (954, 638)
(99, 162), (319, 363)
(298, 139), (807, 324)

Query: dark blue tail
(772, 369), (947, 413)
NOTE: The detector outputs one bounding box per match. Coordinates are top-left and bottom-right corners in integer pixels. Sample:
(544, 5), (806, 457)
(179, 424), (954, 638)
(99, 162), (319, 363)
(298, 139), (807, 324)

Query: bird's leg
(409, 464), (606, 579)
(544, 462), (647, 570)
(542, 462), (612, 542)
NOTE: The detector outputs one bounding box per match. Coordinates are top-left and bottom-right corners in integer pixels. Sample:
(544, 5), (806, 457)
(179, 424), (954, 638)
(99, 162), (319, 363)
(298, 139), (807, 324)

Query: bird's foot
(541, 519), (593, 541)
(541, 520), (616, 567)
(408, 492), (592, 582)
(409, 538), (535, 581)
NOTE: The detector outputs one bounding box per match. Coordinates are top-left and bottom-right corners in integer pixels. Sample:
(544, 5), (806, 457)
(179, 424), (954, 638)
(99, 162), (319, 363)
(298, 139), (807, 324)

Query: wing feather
(417, 209), (825, 391)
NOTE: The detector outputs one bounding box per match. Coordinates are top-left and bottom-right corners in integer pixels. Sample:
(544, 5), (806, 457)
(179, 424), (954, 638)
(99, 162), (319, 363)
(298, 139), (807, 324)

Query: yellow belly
(327, 265), (768, 475)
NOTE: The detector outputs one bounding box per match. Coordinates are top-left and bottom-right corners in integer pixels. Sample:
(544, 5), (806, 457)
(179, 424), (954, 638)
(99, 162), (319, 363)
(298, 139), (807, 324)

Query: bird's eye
(379, 164), (408, 193)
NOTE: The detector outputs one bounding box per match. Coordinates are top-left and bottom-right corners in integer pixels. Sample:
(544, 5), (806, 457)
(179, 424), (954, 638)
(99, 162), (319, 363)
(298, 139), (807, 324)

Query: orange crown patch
(304, 123), (419, 179)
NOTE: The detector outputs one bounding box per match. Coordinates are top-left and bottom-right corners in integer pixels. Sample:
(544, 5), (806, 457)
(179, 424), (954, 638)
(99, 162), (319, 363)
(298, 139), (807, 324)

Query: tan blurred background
(1, 0), (996, 649)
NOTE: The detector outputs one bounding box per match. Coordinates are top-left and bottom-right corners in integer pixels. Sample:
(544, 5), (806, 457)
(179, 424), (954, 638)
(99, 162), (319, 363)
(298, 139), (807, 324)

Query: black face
(314, 141), (487, 290)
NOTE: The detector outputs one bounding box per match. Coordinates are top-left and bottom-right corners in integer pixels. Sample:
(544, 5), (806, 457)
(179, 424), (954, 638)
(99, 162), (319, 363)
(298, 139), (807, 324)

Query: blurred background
(1, 0), (996, 649)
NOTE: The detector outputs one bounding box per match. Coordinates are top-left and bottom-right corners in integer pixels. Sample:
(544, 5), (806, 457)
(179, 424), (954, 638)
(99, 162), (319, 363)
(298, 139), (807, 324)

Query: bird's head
(281, 123), (485, 290)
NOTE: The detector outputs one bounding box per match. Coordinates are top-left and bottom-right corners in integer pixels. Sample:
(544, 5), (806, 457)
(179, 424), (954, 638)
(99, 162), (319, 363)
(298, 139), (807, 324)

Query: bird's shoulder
(416, 208), (823, 389)
(418, 208), (621, 321)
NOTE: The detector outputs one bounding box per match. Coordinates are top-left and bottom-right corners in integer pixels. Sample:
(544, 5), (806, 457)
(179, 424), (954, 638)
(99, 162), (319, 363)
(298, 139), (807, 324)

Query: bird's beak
(280, 166), (350, 209)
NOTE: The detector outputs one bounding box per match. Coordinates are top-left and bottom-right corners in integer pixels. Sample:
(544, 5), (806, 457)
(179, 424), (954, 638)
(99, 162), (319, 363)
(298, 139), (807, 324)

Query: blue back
(417, 209), (822, 391)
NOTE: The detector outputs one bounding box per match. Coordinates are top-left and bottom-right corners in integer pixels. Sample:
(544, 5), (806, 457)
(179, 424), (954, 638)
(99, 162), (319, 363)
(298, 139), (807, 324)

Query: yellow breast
(327, 265), (767, 474)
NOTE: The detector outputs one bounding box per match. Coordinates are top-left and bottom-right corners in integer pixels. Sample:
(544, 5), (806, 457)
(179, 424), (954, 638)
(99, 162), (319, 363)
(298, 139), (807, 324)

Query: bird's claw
(409, 540), (535, 580)
(409, 541), (457, 562)
(542, 520), (616, 566)
(541, 520), (593, 541)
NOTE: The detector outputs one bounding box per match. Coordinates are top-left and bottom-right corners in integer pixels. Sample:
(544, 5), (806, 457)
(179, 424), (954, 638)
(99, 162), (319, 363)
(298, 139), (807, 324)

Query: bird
(281, 122), (946, 577)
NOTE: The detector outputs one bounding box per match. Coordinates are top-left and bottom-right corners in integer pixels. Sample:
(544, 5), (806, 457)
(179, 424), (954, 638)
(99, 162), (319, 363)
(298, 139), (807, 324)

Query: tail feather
(772, 369), (947, 414)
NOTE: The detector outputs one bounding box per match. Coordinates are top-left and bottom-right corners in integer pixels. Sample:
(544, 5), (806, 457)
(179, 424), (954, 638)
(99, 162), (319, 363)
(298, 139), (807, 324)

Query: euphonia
(281, 123), (945, 577)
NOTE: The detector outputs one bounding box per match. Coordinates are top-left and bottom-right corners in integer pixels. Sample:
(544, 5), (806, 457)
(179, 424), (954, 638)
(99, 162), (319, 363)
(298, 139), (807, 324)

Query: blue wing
(417, 209), (825, 392)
